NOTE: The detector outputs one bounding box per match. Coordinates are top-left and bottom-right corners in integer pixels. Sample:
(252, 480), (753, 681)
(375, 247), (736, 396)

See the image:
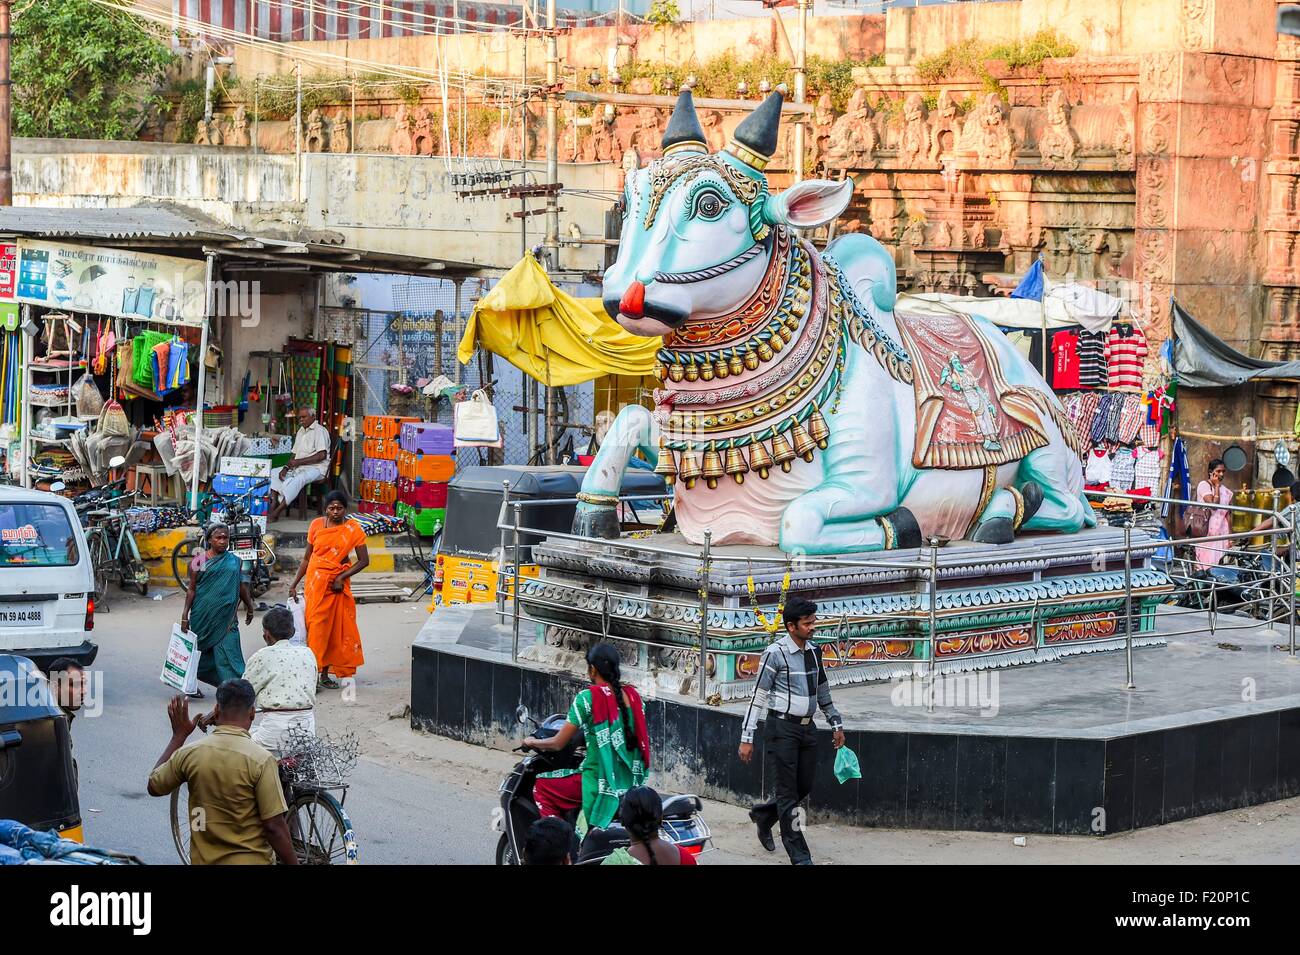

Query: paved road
(64, 588), (1300, 864)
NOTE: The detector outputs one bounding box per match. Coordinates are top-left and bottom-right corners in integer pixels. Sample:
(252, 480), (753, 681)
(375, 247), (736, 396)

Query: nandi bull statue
(574, 86), (1095, 555)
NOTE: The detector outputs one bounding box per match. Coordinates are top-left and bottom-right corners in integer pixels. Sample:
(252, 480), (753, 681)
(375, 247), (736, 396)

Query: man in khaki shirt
(147, 679), (297, 865)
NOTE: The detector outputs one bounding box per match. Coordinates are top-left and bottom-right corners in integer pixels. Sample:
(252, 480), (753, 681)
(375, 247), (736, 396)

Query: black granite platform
(410, 604), (1300, 835)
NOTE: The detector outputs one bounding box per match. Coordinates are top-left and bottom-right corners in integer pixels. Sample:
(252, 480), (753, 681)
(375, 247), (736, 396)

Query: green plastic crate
(247, 453), (292, 469)
(398, 503), (445, 536)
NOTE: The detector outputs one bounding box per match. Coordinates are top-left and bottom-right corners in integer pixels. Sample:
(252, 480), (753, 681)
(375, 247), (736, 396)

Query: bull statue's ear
(762, 179), (853, 230)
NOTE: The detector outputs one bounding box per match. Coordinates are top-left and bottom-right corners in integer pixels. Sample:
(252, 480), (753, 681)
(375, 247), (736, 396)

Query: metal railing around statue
(490, 481), (1300, 710)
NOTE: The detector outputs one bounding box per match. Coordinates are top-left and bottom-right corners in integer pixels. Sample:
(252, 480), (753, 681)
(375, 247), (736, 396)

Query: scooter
(495, 706), (712, 865)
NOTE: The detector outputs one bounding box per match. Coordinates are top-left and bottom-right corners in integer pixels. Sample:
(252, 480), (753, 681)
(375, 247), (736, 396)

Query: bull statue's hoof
(573, 502), (620, 540)
(972, 517), (1015, 545)
(879, 507), (923, 550)
(1019, 481), (1044, 526)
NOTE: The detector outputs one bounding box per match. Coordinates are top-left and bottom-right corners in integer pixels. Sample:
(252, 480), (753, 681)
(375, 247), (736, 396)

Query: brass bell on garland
(654, 441), (678, 486)
(743, 346), (760, 371)
(700, 363), (715, 381)
(684, 362), (700, 382)
(714, 358), (729, 379)
(669, 363), (685, 382)
(790, 418), (817, 462)
(748, 440), (773, 479)
(724, 441), (749, 484)
(757, 341), (774, 362)
(729, 351), (745, 376)
(808, 406), (830, 450)
(678, 449), (703, 489)
(770, 430), (796, 473)
(701, 445), (725, 489)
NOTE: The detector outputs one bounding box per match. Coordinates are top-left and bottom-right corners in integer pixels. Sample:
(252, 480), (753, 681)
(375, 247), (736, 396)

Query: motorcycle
(495, 706), (712, 865)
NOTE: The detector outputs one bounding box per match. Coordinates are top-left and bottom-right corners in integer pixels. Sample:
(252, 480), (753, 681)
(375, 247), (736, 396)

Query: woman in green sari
(180, 524), (255, 694)
(524, 643), (651, 831)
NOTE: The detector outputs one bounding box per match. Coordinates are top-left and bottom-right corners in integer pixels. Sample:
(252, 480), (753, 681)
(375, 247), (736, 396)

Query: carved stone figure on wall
(592, 115), (620, 164)
(809, 93), (836, 172)
(194, 119), (211, 146)
(1037, 90), (1078, 170)
(329, 112), (350, 153)
(304, 108), (327, 152)
(825, 88), (877, 169)
(209, 116), (225, 146)
(960, 93), (1016, 166)
(391, 105), (415, 155)
(902, 218), (927, 248)
(228, 105), (251, 147)
(897, 92), (931, 168)
(1113, 117), (1134, 167)
(701, 108), (726, 153)
(928, 90), (962, 164)
(933, 221), (954, 248)
(627, 106), (664, 156)
(412, 107), (437, 156)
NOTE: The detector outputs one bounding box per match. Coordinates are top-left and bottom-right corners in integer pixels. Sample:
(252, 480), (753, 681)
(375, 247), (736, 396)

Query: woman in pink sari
(1195, 458), (1233, 569)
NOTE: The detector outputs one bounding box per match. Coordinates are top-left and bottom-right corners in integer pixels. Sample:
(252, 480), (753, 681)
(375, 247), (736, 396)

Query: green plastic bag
(834, 745), (862, 784)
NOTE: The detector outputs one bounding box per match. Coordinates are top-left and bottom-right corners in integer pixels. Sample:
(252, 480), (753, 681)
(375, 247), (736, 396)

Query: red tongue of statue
(619, 280), (646, 318)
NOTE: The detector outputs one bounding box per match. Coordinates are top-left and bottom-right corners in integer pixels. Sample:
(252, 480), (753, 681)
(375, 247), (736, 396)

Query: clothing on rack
(1133, 446), (1163, 492)
(1109, 448), (1136, 492)
(1050, 329), (1080, 390)
(1105, 322), (1148, 391)
(1085, 446), (1113, 486)
(1163, 436), (1191, 519)
(1077, 329), (1108, 387)
(1116, 393), (1146, 446)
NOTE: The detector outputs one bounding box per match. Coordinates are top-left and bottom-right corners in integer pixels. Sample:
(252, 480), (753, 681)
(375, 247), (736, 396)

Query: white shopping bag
(161, 623), (200, 695)
(287, 595), (308, 647)
(454, 389), (500, 444)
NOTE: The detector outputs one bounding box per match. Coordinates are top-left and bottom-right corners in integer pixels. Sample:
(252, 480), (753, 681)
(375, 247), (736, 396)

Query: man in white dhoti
(267, 407), (330, 523)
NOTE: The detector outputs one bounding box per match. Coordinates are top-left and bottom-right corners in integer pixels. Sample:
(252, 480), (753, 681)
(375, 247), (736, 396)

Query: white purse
(454, 389), (500, 443)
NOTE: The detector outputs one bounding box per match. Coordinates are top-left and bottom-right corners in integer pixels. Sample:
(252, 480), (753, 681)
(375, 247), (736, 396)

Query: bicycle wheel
(288, 789), (357, 865)
(85, 530), (111, 610)
(172, 537), (199, 590)
(170, 789), (194, 865)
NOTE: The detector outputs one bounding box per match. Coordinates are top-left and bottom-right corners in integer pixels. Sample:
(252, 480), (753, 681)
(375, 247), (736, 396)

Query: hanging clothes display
(1105, 321), (1148, 391)
(1085, 447), (1113, 487)
(1133, 446), (1164, 493)
(1116, 393), (1146, 446)
(1109, 447), (1136, 492)
(1077, 329), (1108, 387)
(1049, 328), (1081, 390)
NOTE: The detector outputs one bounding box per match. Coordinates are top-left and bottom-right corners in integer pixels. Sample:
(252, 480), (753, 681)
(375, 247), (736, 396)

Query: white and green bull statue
(574, 86), (1096, 555)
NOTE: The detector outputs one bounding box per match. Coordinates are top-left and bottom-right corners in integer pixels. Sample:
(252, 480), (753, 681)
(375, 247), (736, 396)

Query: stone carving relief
(1112, 115), (1134, 167)
(304, 108), (327, 152)
(958, 93), (1016, 166)
(902, 218), (927, 248)
(929, 90), (963, 164)
(896, 92), (931, 168)
(625, 106), (665, 157)
(825, 89), (878, 169)
(1037, 90), (1078, 170)
(228, 105), (251, 147)
(1138, 156), (1172, 228)
(195, 116), (224, 146)
(329, 112), (351, 153)
(1137, 228), (1174, 283)
(701, 108), (727, 153)
(412, 107), (438, 155)
(1180, 0), (1212, 52)
(390, 105), (415, 155)
(1141, 102), (1175, 155)
(810, 93), (836, 172)
(1141, 52), (1181, 103)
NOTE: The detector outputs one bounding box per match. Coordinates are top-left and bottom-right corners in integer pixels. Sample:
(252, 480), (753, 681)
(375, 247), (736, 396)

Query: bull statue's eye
(693, 189), (728, 221)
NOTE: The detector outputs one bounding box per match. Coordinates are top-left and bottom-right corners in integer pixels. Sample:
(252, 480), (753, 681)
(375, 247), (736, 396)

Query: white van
(0, 486), (97, 670)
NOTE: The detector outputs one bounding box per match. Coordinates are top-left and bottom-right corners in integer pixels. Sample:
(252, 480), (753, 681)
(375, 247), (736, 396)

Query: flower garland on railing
(746, 562), (792, 639)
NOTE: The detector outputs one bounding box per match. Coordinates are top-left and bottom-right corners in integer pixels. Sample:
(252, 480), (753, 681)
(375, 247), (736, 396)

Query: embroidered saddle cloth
(893, 309), (1048, 470)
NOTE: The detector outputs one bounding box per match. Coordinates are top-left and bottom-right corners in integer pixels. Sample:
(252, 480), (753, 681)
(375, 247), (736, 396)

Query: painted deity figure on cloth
(939, 354), (1002, 451)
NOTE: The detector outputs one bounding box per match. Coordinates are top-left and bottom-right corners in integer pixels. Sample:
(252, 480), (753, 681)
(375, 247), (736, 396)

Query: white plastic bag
(287, 595), (308, 646)
(161, 623), (200, 695)
(73, 373), (104, 417)
(454, 389), (500, 444)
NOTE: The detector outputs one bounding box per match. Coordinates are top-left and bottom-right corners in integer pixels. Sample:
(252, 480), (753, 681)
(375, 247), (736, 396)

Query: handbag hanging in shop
(454, 389), (500, 444)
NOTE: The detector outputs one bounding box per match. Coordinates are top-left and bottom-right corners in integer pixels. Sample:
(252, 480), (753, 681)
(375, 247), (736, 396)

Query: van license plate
(0, 606), (43, 626)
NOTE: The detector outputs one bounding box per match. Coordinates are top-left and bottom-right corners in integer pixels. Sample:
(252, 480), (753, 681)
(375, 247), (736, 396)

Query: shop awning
(1172, 299), (1300, 387)
(903, 279), (1124, 332)
(458, 254), (660, 387)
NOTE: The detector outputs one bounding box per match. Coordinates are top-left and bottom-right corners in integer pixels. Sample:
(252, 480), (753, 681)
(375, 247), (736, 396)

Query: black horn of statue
(728, 85), (786, 169)
(661, 87), (709, 155)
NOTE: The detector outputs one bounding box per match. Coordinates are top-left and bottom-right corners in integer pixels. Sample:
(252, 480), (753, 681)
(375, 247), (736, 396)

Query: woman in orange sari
(289, 490), (369, 689)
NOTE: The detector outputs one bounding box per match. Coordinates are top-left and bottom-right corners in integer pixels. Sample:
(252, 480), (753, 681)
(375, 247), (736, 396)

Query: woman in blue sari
(180, 525), (255, 693)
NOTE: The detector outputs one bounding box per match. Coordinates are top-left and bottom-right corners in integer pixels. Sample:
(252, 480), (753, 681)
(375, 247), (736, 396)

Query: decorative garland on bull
(574, 85), (1095, 557)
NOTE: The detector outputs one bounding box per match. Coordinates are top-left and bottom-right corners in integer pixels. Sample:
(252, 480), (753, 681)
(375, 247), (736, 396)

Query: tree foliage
(13, 0), (176, 140)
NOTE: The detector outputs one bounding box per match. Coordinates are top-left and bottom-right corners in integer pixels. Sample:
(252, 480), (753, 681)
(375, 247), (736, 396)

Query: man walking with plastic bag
(738, 597), (845, 865)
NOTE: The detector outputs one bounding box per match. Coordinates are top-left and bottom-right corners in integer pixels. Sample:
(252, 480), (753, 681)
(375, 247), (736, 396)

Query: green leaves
(14, 0), (176, 140)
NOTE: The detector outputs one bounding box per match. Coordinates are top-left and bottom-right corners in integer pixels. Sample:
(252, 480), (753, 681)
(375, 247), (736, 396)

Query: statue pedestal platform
(518, 526), (1172, 699)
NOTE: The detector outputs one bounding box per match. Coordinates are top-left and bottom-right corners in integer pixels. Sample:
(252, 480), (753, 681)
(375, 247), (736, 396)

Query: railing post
(1290, 521), (1297, 661)
(698, 530), (711, 702)
(1123, 520), (1135, 690)
(926, 536), (939, 714)
(511, 502), (522, 663)
(497, 480), (511, 623)
(600, 587), (610, 641)
(1264, 488), (1283, 636)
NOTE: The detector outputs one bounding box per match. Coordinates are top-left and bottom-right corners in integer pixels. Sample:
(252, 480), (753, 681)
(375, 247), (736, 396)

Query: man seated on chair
(267, 407), (330, 524)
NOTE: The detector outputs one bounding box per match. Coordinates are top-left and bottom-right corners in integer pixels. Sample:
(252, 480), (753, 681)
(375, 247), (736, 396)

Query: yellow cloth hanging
(458, 254), (661, 386)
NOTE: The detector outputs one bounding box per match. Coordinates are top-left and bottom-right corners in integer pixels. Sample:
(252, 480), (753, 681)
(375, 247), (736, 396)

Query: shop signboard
(0, 242), (16, 301)
(14, 239), (207, 325)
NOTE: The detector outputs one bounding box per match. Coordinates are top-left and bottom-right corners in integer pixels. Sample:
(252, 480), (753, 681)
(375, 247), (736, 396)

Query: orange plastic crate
(359, 479), (397, 504)
(363, 415), (418, 440)
(363, 437), (401, 461)
(397, 450), (455, 483)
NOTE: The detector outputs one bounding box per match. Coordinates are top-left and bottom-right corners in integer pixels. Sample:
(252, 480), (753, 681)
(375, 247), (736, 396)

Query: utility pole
(544, 0), (559, 272)
(0, 0), (11, 206)
(793, 0), (808, 183)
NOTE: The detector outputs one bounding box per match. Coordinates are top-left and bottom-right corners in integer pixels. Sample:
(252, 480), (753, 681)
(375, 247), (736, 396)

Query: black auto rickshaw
(0, 653), (82, 843)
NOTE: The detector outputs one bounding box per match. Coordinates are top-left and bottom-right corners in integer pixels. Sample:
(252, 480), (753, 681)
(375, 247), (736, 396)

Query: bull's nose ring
(619, 280), (646, 317)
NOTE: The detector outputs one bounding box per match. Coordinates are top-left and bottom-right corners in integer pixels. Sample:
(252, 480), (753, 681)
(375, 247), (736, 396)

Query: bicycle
(171, 728), (358, 865)
(71, 478), (150, 608)
(170, 484), (277, 598)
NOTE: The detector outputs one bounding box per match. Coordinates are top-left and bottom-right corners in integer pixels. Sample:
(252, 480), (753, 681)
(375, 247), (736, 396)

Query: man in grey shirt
(739, 597), (845, 865)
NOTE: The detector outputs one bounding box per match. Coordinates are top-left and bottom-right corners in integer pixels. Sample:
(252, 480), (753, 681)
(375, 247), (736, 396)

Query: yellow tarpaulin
(458, 254), (661, 386)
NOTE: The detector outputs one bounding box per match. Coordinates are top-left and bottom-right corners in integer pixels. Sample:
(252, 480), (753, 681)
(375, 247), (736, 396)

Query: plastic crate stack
(395, 421), (454, 536)
(211, 473), (271, 518)
(359, 415), (417, 517)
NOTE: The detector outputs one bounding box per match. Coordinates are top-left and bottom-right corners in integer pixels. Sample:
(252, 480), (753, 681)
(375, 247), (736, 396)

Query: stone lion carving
(304, 108), (327, 152)
(825, 88), (877, 169)
(960, 93), (1016, 166)
(897, 93), (931, 168)
(329, 112), (351, 153)
(1037, 90), (1078, 170)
